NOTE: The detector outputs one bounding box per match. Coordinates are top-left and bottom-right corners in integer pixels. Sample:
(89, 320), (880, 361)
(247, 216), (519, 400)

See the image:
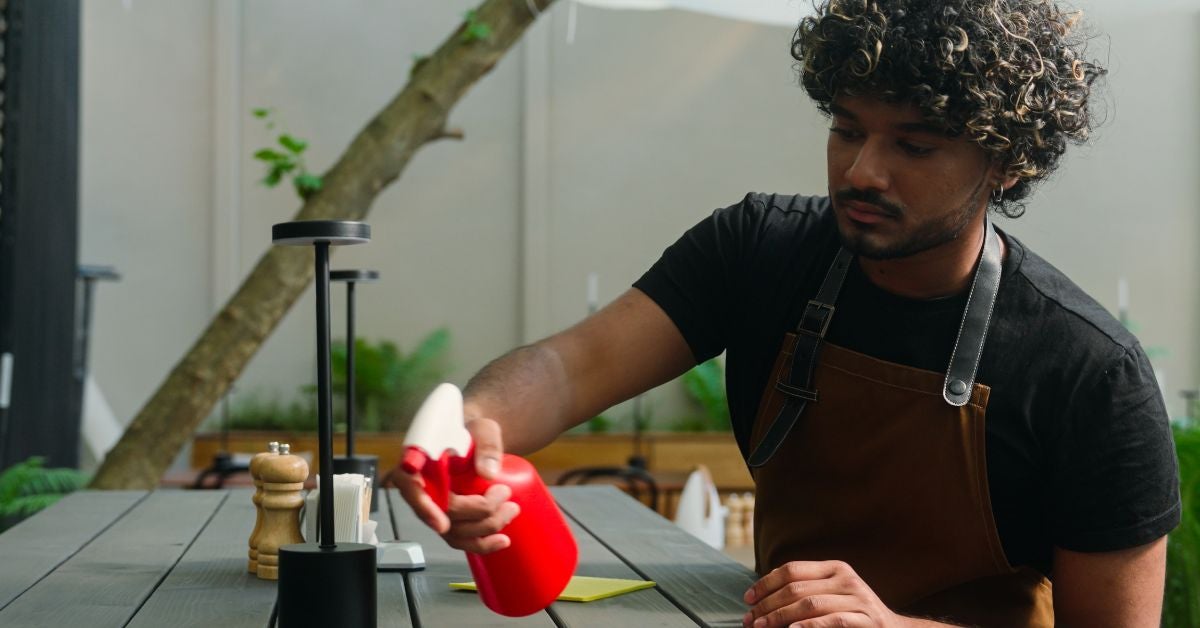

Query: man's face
(826, 95), (995, 260)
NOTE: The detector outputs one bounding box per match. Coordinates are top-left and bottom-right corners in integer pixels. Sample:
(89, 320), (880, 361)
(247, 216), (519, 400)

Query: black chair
(190, 452), (250, 489)
(556, 465), (659, 513)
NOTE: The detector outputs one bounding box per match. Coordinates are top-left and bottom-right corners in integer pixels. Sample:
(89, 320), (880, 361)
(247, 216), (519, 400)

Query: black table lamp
(271, 220), (376, 628)
(331, 269), (381, 512)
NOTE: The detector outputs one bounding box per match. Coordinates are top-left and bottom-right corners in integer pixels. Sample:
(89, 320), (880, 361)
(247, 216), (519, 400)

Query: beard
(832, 179), (988, 260)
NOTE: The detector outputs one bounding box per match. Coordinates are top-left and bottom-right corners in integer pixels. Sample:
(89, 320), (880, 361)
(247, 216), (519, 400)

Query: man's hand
(395, 417), (520, 554)
(743, 560), (905, 628)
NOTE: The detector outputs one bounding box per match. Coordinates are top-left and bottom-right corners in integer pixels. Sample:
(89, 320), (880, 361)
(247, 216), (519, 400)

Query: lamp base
(278, 542), (376, 628)
(333, 454), (379, 512)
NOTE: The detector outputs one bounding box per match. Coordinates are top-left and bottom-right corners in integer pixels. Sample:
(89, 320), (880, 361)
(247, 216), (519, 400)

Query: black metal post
(346, 280), (356, 457)
(331, 269), (379, 511)
(272, 221), (375, 628)
(74, 278), (95, 381)
(315, 242), (335, 549)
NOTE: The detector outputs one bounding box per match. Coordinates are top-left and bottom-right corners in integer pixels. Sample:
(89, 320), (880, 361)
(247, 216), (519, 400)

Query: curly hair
(793, 0), (1106, 217)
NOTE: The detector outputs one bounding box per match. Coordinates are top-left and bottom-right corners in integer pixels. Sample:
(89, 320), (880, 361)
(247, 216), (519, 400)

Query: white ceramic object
(673, 465), (727, 550)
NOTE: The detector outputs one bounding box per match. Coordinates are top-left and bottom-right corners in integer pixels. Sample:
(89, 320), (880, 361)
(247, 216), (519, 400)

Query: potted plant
(0, 457), (89, 532)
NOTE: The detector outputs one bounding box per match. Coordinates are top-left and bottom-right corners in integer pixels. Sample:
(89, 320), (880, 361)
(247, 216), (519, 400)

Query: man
(399, 1), (1181, 625)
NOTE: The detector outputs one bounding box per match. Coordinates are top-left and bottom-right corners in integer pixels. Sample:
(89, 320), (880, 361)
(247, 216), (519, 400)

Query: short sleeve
(633, 194), (759, 363)
(1050, 344), (1182, 552)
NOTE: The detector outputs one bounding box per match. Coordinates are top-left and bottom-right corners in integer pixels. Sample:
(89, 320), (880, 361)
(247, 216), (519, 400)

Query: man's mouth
(841, 199), (895, 224)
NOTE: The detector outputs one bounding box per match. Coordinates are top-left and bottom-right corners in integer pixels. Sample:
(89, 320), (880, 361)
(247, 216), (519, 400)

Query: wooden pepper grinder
(256, 443), (309, 581)
(724, 493), (745, 548)
(742, 492), (755, 548)
(247, 441), (281, 573)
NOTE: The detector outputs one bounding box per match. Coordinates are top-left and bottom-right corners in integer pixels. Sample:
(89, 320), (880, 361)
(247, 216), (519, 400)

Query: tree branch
(428, 127), (466, 144)
(90, 0), (559, 489)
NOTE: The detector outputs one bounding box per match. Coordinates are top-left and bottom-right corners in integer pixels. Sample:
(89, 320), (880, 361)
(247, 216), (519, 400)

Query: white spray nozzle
(403, 383), (473, 461)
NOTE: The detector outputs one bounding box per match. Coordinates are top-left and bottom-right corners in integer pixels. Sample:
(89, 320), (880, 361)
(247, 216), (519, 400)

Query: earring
(992, 185), (1004, 203)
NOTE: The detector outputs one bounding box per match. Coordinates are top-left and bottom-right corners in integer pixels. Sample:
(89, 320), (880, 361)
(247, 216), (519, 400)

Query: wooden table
(0, 486), (756, 627)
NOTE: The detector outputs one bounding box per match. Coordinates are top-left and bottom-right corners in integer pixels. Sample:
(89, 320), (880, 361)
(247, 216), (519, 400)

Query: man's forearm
(462, 342), (577, 455)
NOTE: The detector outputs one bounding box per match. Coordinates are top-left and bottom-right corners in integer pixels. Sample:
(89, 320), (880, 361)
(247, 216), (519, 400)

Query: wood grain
(126, 489), (277, 628)
(385, 488), (554, 627)
(0, 489), (223, 627)
(0, 490), (146, 610)
(552, 486), (756, 628)
(550, 508), (697, 627)
(373, 487), (413, 626)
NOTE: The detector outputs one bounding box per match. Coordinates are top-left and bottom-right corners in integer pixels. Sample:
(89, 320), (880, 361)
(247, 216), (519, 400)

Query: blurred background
(0, 0), (1195, 480)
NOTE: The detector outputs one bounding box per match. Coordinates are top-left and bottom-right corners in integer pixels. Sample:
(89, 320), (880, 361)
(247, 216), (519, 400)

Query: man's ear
(986, 161), (1018, 192)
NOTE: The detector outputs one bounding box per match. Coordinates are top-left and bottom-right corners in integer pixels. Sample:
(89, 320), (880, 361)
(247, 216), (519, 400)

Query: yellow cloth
(448, 576), (656, 602)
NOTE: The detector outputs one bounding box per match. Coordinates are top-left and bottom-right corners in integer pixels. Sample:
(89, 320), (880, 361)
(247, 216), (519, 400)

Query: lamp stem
(315, 242), (336, 548)
(346, 281), (356, 457)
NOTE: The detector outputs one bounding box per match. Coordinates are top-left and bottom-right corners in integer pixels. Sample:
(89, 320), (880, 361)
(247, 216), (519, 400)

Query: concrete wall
(79, 1), (1200, 468)
(80, 0), (215, 432)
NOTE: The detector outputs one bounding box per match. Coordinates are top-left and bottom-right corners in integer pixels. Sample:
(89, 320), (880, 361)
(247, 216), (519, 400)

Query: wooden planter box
(190, 431), (753, 515)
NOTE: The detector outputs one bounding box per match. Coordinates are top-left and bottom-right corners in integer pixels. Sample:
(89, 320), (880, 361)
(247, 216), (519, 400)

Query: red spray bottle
(399, 383), (578, 617)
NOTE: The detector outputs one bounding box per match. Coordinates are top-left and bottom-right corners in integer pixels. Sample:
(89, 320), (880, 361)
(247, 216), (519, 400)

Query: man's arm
(463, 287), (696, 455)
(1051, 537), (1167, 627)
(740, 538), (1169, 627)
(396, 287), (696, 552)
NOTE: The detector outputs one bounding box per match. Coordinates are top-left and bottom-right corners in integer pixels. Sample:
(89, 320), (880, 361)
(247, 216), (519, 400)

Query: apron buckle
(797, 300), (835, 338)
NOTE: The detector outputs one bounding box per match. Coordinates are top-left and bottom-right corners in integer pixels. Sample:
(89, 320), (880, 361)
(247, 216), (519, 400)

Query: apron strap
(748, 216), (1004, 467)
(942, 216), (1002, 406)
(747, 247), (853, 467)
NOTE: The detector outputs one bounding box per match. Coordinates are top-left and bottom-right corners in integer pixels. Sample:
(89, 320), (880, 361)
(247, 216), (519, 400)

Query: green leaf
(461, 9), (492, 43)
(0, 456), (88, 523)
(263, 167), (285, 187)
(681, 359), (730, 431)
(278, 134), (308, 155)
(293, 174), (323, 199)
(466, 22), (491, 41)
(587, 415), (612, 434)
(328, 331), (452, 432)
(1166, 423), (1200, 625)
(252, 107), (271, 119)
(253, 148), (286, 163)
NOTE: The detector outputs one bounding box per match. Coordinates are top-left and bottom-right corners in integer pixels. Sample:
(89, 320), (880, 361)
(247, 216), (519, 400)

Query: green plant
(227, 391), (316, 432)
(251, 108), (323, 200)
(330, 328), (452, 432)
(586, 414), (613, 434)
(0, 457), (89, 531)
(672, 358), (732, 432)
(217, 329), (451, 434)
(1164, 422), (1200, 626)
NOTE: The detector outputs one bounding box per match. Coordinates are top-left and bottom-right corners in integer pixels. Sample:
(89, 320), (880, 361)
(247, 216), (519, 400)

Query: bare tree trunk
(90, 0), (558, 489)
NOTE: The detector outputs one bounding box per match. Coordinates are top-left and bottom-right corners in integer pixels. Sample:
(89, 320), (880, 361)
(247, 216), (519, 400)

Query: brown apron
(746, 220), (1054, 626)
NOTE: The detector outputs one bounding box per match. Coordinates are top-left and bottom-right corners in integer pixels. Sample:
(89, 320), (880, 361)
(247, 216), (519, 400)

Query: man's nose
(844, 139), (890, 192)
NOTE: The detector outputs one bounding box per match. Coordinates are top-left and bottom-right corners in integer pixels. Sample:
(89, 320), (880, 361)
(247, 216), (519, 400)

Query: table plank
(372, 489), (414, 626)
(552, 486), (756, 628)
(385, 488), (555, 627)
(0, 489), (225, 628)
(552, 510), (698, 627)
(0, 490), (146, 610)
(125, 489), (275, 628)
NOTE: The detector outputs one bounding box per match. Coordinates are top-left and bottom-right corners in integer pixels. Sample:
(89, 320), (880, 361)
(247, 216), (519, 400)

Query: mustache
(834, 188), (905, 218)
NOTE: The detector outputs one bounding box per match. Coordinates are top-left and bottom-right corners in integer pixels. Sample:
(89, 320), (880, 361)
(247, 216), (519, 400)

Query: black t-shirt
(634, 193), (1181, 576)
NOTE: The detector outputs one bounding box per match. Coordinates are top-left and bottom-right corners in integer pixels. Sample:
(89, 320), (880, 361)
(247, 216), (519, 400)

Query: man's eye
(898, 141), (935, 157)
(829, 126), (860, 140)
